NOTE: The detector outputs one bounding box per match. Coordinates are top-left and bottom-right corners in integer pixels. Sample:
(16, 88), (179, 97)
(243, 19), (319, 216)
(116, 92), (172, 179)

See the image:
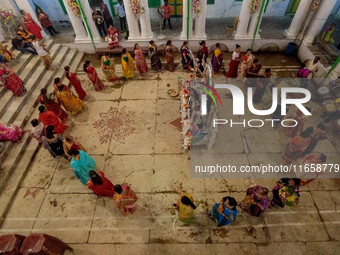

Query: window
(149, 0), (161, 8)
(207, 0), (215, 4)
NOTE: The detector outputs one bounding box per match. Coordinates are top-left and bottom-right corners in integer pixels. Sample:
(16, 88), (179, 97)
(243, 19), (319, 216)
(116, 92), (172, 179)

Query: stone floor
(1, 54), (340, 255)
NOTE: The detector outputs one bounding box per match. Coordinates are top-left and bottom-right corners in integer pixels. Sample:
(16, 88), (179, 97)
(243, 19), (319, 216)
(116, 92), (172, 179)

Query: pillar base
(284, 29), (299, 39)
(179, 32), (194, 41)
(127, 35), (152, 42)
(234, 33), (253, 40)
(302, 36), (314, 46)
(192, 33), (207, 40)
(74, 36), (100, 44)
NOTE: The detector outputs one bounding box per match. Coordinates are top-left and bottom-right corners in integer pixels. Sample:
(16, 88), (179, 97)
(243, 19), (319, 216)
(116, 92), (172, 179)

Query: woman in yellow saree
(121, 48), (135, 79)
(56, 85), (86, 115)
(101, 55), (118, 82)
(171, 185), (196, 224)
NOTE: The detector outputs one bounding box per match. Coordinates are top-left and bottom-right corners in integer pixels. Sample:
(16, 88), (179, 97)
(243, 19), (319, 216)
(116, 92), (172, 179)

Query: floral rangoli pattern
(93, 106), (136, 144)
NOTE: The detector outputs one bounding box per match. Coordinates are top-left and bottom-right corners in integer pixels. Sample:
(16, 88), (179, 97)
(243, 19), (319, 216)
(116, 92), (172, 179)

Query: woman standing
(198, 41), (209, 64)
(20, 10), (42, 40)
(64, 66), (86, 100)
(0, 63), (26, 96)
(148, 41), (162, 72)
(134, 43), (148, 75)
(0, 123), (24, 142)
(63, 136), (86, 161)
(88, 170), (115, 197)
(36, 8), (58, 36)
(238, 49), (255, 78)
(42, 125), (65, 158)
(84, 60), (105, 91)
(210, 196), (238, 227)
(121, 48), (135, 79)
(69, 149), (96, 185)
(101, 56), (119, 82)
(322, 23), (336, 44)
(165, 40), (175, 72)
(57, 85), (85, 116)
(283, 108), (311, 138)
(226, 44), (241, 78)
(240, 186), (270, 217)
(113, 184), (138, 215)
(32, 36), (52, 70)
(171, 185), (196, 224)
(282, 127), (313, 164)
(180, 41), (193, 71)
(211, 43), (223, 75)
(38, 88), (68, 123)
(107, 25), (119, 49)
(38, 105), (67, 135)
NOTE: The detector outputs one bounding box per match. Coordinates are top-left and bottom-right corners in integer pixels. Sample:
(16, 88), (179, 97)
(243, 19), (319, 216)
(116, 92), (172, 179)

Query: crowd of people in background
(0, 3), (339, 221)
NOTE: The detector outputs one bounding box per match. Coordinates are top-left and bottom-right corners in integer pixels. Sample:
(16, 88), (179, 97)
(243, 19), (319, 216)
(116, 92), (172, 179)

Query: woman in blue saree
(69, 149), (96, 184)
(180, 41), (193, 71)
(210, 196), (238, 227)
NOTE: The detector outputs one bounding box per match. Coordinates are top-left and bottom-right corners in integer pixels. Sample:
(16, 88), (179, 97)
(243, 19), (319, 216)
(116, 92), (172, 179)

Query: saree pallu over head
(71, 150), (96, 185)
(101, 57), (119, 82)
(212, 203), (238, 226)
(122, 53), (135, 78)
(57, 91), (85, 115)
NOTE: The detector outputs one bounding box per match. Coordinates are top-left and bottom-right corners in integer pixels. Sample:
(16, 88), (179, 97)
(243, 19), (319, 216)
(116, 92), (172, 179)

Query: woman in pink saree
(113, 184), (138, 215)
(134, 43), (148, 75)
(83, 60), (105, 92)
(0, 123), (24, 142)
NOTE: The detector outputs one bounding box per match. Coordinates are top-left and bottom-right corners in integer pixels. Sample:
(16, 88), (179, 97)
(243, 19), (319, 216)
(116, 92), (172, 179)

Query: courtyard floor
(0, 53), (340, 255)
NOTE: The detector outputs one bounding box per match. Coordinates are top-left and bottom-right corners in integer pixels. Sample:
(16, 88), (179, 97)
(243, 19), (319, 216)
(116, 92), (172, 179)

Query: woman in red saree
(64, 66), (86, 100)
(88, 170), (114, 197)
(134, 43), (148, 75)
(38, 105), (67, 134)
(38, 88), (68, 123)
(20, 10), (42, 40)
(226, 44), (241, 78)
(198, 40), (209, 64)
(107, 25), (119, 49)
(282, 127), (313, 165)
(83, 60), (105, 92)
(0, 64), (26, 96)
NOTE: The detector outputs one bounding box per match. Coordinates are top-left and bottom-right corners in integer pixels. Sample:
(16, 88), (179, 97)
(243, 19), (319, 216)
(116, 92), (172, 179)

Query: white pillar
(2, 0), (20, 15)
(0, 26), (5, 42)
(122, 0), (141, 41)
(285, 0), (313, 39)
(193, 0), (207, 40)
(62, 0), (88, 42)
(180, 0), (193, 40)
(139, 0), (153, 39)
(235, 0), (253, 39)
(303, 0), (337, 45)
(15, 0), (48, 38)
(247, 0), (267, 39)
(80, 0), (101, 43)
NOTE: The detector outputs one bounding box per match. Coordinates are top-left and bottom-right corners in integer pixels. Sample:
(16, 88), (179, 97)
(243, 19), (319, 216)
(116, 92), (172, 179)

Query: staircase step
(0, 134), (40, 225)
(54, 48), (78, 84)
(3, 45), (68, 126)
(0, 40), (54, 100)
(12, 47), (77, 128)
(0, 43), (62, 120)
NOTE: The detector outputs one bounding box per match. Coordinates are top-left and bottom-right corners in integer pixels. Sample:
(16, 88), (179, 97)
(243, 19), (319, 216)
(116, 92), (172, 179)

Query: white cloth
(232, 51), (239, 60)
(32, 41), (48, 56)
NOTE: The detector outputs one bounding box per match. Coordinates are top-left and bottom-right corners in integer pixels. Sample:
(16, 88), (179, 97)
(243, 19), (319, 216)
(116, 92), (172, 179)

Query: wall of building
(26, 0), (69, 22)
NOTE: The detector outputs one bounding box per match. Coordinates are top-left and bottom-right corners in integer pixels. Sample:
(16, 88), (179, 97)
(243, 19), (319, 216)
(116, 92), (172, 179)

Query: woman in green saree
(171, 185), (197, 224)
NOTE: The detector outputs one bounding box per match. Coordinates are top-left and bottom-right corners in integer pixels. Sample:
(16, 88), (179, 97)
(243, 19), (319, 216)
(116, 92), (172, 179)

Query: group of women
(170, 177), (309, 227)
